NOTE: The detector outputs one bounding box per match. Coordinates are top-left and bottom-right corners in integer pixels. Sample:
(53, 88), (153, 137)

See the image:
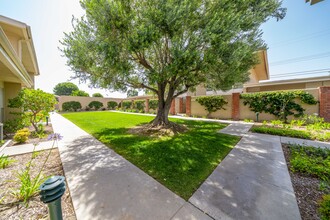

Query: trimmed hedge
(133, 100), (145, 111)
(107, 101), (118, 109)
(196, 95), (227, 115)
(88, 101), (103, 110)
(149, 99), (158, 110)
(62, 101), (82, 112)
(241, 90), (318, 122)
(251, 126), (311, 139)
(122, 101), (132, 109)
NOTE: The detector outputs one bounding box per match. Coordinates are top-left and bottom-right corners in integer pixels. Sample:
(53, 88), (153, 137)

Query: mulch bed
(282, 144), (324, 220)
(0, 149), (76, 220)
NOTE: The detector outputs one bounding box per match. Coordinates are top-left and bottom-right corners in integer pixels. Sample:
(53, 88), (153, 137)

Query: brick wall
(319, 86), (330, 122)
(170, 99), (176, 115)
(232, 93), (240, 120)
(186, 96), (191, 116)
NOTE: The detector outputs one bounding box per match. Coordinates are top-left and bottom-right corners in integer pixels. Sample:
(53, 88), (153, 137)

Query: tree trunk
(150, 83), (174, 128)
(151, 100), (172, 127)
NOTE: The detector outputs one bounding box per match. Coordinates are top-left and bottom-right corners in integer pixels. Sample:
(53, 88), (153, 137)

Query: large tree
(53, 82), (79, 96)
(61, 0), (285, 129)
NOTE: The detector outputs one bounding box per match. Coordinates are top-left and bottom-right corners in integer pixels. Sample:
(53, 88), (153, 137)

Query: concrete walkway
(50, 112), (304, 220)
(50, 113), (212, 220)
(1, 140), (55, 156)
(190, 123), (301, 219)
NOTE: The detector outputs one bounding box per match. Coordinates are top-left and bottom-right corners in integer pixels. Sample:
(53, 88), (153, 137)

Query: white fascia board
(0, 28), (33, 87)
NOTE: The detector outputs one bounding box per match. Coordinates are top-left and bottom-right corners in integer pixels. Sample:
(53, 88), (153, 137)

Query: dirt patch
(6, 125), (54, 147)
(128, 122), (188, 137)
(282, 144), (324, 220)
(0, 149), (76, 220)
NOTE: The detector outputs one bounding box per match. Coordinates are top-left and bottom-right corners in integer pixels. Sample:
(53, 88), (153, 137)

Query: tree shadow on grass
(92, 124), (239, 200)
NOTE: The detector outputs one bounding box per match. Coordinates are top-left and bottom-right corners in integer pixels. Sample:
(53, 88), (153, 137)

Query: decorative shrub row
(62, 101), (119, 111)
(240, 90), (318, 122)
(196, 95), (228, 115)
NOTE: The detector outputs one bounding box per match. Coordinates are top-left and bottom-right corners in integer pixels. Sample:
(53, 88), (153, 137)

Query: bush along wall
(133, 100), (145, 112)
(196, 95), (228, 117)
(149, 99), (158, 110)
(240, 90), (318, 122)
(62, 101), (82, 112)
(88, 101), (103, 110)
(107, 101), (118, 110)
(122, 100), (132, 110)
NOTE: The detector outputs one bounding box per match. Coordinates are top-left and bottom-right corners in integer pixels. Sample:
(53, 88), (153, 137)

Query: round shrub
(122, 101), (132, 110)
(133, 100), (145, 111)
(196, 95), (228, 115)
(107, 101), (118, 110)
(14, 128), (30, 143)
(149, 99), (158, 110)
(88, 101), (103, 110)
(62, 101), (82, 112)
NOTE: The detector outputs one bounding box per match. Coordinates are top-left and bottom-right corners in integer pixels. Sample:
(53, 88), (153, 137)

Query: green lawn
(62, 111), (239, 200)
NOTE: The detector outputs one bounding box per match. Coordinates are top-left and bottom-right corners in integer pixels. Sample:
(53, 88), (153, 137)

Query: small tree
(92, 93), (103, 97)
(72, 90), (89, 97)
(88, 101), (103, 110)
(196, 96), (228, 117)
(107, 101), (118, 110)
(241, 90), (318, 122)
(8, 89), (57, 133)
(53, 82), (79, 96)
(62, 101), (82, 112)
(61, 0), (285, 130)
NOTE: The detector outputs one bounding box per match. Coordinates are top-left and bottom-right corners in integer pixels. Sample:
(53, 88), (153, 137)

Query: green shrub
(62, 101), (82, 111)
(0, 154), (15, 169)
(314, 132), (330, 142)
(3, 117), (27, 133)
(92, 92), (103, 97)
(133, 100), (145, 111)
(107, 101), (118, 109)
(88, 101), (103, 110)
(14, 128), (31, 143)
(196, 95), (228, 115)
(149, 99), (158, 110)
(241, 90), (318, 122)
(122, 101), (132, 109)
(289, 145), (330, 181)
(319, 194), (330, 220)
(270, 120), (283, 127)
(251, 126), (311, 139)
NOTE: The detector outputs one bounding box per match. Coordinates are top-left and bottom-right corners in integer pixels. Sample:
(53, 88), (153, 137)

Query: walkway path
(49, 112), (302, 220)
(190, 124), (301, 219)
(1, 140), (55, 156)
(50, 112), (211, 220)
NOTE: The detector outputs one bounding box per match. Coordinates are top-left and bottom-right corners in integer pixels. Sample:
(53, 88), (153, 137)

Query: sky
(0, 0), (329, 97)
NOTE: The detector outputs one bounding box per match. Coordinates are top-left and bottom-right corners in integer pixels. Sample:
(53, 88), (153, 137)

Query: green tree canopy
(61, 0), (285, 128)
(53, 82), (79, 96)
(92, 92), (103, 97)
(127, 89), (138, 97)
(72, 90), (90, 97)
(8, 89), (57, 133)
